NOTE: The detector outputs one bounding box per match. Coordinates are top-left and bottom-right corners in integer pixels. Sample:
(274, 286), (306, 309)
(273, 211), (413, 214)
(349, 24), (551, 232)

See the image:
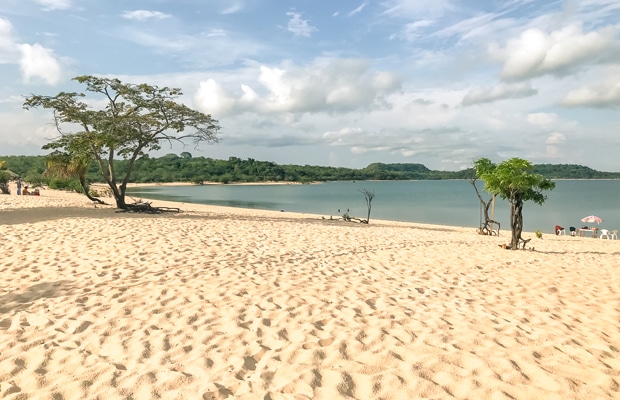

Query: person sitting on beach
(33, 188), (40, 196)
(22, 186), (30, 195)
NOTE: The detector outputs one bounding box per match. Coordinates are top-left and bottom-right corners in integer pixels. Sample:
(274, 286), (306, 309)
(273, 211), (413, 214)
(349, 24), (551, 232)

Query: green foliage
(475, 158), (555, 205)
(1, 154), (619, 185)
(23, 75), (221, 208)
(47, 177), (83, 192)
(0, 170), (10, 194)
(23, 173), (46, 188)
(533, 164), (616, 179)
(474, 157), (555, 250)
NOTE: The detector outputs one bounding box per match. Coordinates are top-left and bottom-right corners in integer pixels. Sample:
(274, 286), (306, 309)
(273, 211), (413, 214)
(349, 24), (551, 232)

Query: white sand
(1, 186), (620, 399)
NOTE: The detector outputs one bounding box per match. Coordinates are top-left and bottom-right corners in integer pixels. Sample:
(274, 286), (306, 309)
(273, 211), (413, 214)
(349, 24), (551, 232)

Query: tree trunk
(114, 190), (128, 209)
(79, 176), (106, 205)
(469, 179), (500, 235)
(510, 198), (524, 250)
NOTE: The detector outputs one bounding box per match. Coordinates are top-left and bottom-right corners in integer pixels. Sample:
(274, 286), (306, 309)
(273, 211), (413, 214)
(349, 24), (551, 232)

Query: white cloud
(527, 112), (558, 127)
(491, 23), (619, 81)
(462, 82), (537, 106)
(323, 127), (363, 144)
(390, 20), (434, 41)
(286, 12), (317, 37)
(545, 132), (566, 158)
(19, 43), (62, 85)
(0, 17), (19, 63)
(194, 79), (235, 116)
(121, 10), (172, 21)
(561, 82), (620, 108)
(382, 0), (454, 19)
(35, 0), (71, 11)
(221, 3), (244, 14)
(192, 59), (402, 117)
(546, 132), (566, 145)
(348, 3), (368, 16)
(204, 29), (226, 38)
(433, 12), (513, 43)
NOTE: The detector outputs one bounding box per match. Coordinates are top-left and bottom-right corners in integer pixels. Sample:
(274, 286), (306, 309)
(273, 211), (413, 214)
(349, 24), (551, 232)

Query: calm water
(127, 180), (620, 234)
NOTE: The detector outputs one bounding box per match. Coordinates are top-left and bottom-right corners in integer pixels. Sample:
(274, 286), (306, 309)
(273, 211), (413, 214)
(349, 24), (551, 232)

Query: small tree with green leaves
(24, 75), (220, 209)
(474, 157), (555, 250)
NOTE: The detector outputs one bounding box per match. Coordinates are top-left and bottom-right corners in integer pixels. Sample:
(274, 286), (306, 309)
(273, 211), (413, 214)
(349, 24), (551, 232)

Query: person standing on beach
(17, 178), (22, 195)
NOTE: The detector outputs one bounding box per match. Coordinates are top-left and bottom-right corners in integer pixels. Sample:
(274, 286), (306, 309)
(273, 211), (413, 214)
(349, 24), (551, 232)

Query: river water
(127, 180), (620, 234)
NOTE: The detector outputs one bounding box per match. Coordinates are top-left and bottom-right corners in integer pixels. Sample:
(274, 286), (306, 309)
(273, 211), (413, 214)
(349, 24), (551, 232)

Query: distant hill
(532, 164), (620, 179)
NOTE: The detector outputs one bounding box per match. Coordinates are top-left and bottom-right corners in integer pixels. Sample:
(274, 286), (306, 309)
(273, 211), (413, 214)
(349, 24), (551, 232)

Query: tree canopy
(23, 75), (221, 208)
(474, 157), (555, 250)
(2, 154), (619, 189)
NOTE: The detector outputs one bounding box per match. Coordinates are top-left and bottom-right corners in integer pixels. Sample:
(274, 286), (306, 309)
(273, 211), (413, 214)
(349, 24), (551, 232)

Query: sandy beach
(1, 186), (620, 399)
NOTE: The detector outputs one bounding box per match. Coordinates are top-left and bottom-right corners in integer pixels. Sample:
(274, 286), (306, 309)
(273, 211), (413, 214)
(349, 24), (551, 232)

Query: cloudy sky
(1, 0), (619, 171)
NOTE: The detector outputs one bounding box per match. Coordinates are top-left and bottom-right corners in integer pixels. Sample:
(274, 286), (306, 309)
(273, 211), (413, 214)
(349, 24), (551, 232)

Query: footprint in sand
(302, 337), (335, 349)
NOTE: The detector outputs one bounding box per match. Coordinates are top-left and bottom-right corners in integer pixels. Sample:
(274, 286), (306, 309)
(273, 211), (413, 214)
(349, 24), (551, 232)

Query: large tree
(24, 75), (220, 209)
(473, 157), (555, 250)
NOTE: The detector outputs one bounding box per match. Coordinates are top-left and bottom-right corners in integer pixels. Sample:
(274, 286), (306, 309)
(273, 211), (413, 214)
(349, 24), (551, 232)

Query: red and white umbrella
(581, 215), (603, 224)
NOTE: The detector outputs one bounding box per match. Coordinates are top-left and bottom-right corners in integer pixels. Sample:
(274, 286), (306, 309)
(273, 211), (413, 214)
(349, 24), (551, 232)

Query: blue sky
(1, 0), (619, 171)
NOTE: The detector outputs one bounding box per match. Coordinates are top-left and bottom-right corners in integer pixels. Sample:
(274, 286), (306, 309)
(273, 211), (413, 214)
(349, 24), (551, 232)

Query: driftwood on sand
(116, 200), (181, 214)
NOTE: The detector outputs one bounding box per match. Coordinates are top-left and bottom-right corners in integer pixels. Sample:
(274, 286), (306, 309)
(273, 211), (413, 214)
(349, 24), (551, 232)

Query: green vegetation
(474, 158), (555, 250)
(23, 75), (220, 209)
(0, 160), (13, 194)
(1, 155), (619, 192)
(45, 151), (105, 204)
(532, 164), (620, 179)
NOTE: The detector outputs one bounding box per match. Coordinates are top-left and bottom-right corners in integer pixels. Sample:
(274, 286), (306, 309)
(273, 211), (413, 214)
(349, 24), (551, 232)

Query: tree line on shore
(1, 153), (618, 194)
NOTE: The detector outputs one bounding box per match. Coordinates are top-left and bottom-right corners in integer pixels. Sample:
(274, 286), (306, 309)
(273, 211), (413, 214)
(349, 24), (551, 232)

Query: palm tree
(45, 151), (106, 204)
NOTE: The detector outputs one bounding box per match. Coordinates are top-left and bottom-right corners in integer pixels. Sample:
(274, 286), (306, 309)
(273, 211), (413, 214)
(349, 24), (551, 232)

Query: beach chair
(555, 225), (565, 235)
(611, 230), (618, 240)
(599, 229), (610, 239)
(569, 227), (577, 236)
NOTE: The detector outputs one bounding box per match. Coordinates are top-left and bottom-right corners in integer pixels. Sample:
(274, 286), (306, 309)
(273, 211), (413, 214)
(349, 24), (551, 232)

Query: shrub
(0, 171), (10, 194)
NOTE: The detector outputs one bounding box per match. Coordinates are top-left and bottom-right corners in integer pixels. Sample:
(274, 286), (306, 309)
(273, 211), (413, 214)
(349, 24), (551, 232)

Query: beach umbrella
(581, 215), (603, 224)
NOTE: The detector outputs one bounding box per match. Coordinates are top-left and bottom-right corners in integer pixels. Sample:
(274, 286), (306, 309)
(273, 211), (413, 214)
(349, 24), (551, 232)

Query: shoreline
(125, 181), (311, 188)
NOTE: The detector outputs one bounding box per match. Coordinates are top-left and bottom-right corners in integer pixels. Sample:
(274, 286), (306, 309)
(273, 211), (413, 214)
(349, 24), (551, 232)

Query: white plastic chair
(610, 230), (618, 240)
(599, 229), (610, 239)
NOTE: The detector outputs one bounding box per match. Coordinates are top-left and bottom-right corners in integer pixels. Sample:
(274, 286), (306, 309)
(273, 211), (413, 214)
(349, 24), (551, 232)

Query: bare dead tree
(469, 177), (501, 236)
(359, 189), (375, 224)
